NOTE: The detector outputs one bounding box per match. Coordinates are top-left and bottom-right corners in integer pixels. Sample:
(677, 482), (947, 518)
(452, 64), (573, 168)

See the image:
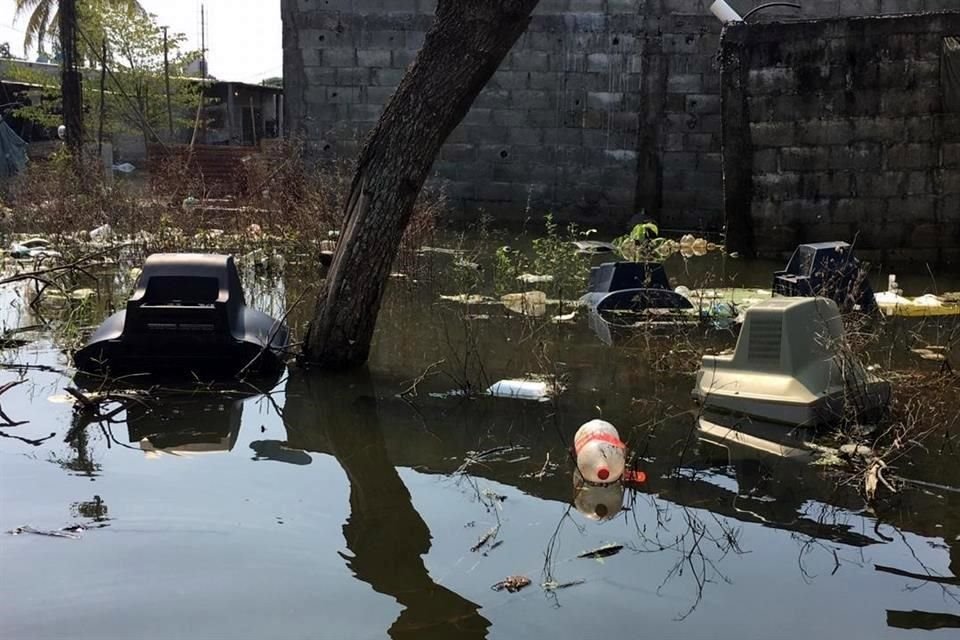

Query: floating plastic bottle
(573, 419), (626, 484)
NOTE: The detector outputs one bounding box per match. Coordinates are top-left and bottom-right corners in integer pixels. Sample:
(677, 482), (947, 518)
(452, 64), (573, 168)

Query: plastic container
(573, 419), (626, 484)
(710, 0), (743, 23)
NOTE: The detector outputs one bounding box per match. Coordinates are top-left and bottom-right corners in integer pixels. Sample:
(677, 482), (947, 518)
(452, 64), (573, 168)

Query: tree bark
(302, 0), (539, 369)
(59, 0), (84, 153)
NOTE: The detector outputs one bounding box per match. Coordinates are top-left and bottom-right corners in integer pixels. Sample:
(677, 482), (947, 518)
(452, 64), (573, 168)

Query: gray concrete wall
(721, 10), (960, 265)
(282, 0), (958, 234)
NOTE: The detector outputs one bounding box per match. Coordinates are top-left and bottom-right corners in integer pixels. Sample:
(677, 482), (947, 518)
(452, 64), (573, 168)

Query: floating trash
(8, 525), (85, 539)
(501, 290), (547, 316)
(486, 378), (559, 401)
(69, 288), (97, 301)
(877, 291), (960, 318)
(454, 259), (481, 271)
(490, 576), (531, 593)
(517, 273), (554, 284)
(89, 223), (114, 242)
(577, 543), (624, 559)
(440, 293), (494, 305)
(911, 347), (948, 362)
(574, 419), (626, 484)
(542, 579), (586, 592)
(419, 246), (464, 256)
(573, 240), (616, 255)
(9, 237), (61, 260)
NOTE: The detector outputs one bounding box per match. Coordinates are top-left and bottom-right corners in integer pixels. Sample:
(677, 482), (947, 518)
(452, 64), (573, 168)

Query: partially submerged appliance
(693, 297), (890, 426)
(581, 262), (696, 345)
(74, 253), (289, 376)
(773, 241), (875, 313)
(580, 262), (697, 345)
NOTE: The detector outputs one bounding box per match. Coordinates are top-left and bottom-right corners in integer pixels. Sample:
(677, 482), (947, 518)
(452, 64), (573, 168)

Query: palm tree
(14, 0), (143, 54)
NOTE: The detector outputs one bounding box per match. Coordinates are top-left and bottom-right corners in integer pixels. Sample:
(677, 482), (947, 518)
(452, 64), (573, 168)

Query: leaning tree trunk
(302, 0), (540, 369)
(59, 0), (84, 153)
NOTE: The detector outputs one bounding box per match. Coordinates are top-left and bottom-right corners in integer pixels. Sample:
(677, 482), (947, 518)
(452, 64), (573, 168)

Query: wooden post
(249, 96), (257, 147)
(98, 40), (107, 156)
(226, 83), (235, 144)
(278, 94), (284, 139)
(163, 26), (174, 139)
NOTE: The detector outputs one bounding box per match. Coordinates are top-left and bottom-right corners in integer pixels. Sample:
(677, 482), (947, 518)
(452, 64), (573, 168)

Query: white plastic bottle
(574, 419), (626, 484)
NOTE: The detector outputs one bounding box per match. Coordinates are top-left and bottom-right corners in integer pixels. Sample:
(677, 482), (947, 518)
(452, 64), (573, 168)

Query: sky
(0, 0), (283, 83)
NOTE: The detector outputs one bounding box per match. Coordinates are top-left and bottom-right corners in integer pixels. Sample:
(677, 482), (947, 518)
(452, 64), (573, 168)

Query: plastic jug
(573, 419), (626, 484)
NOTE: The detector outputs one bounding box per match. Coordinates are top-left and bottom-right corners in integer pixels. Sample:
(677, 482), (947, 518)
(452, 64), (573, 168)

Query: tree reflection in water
(279, 371), (490, 640)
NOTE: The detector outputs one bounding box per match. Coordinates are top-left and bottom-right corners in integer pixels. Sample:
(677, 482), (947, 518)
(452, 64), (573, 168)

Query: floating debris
(470, 526), (500, 553)
(577, 543), (624, 559)
(572, 240), (616, 255)
(517, 273), (554, 284)
(911, 348), (948, 362)
(501, 290), (547, 316)
(551, 310), (577, 324)
(486, 378), (558, 402)
(491, 575), (531, 593)
(419, 246), (464, 256)
(542, 579), (586, 592)
(8, 525), (85, 539)
(678, 234), (709, 258)
(878, 293), (960, 318)
(839, 444), (875, 458)
(9, 237), (61, 260)
(483, 540), (504, 556)
(89, 224), (114, 243)
(454, 259), (481, 271)
(69, 288), (97, 301)
(439, 293), (494, 305)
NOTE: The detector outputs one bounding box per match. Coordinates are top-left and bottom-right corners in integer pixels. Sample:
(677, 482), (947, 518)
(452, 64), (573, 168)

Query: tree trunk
(59, 0), (84, 153)
(302, 0), (539, 368)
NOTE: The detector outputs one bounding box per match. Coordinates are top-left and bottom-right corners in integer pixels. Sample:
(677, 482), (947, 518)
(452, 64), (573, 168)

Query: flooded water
(1, 240), (959, 639)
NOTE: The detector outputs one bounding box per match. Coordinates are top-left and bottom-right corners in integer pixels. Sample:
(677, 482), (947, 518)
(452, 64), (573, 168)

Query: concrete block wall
(283, 0), (956, 235)
(721, 11), (960, 264)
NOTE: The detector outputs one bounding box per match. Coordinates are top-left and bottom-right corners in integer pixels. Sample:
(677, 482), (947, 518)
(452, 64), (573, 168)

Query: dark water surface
(1, 246), (959, 639)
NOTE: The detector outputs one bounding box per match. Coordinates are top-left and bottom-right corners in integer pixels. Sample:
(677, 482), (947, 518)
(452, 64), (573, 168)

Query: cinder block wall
(721, 11), (960, 264)
(282, 0), (955, 233)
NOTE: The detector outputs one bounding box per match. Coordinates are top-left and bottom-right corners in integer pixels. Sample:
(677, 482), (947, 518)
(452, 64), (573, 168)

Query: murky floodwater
(1, 239), (959, 639)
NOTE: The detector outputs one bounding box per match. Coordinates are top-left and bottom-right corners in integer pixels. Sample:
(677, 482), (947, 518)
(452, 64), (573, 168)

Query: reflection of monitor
(125, 395), (244, 456)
